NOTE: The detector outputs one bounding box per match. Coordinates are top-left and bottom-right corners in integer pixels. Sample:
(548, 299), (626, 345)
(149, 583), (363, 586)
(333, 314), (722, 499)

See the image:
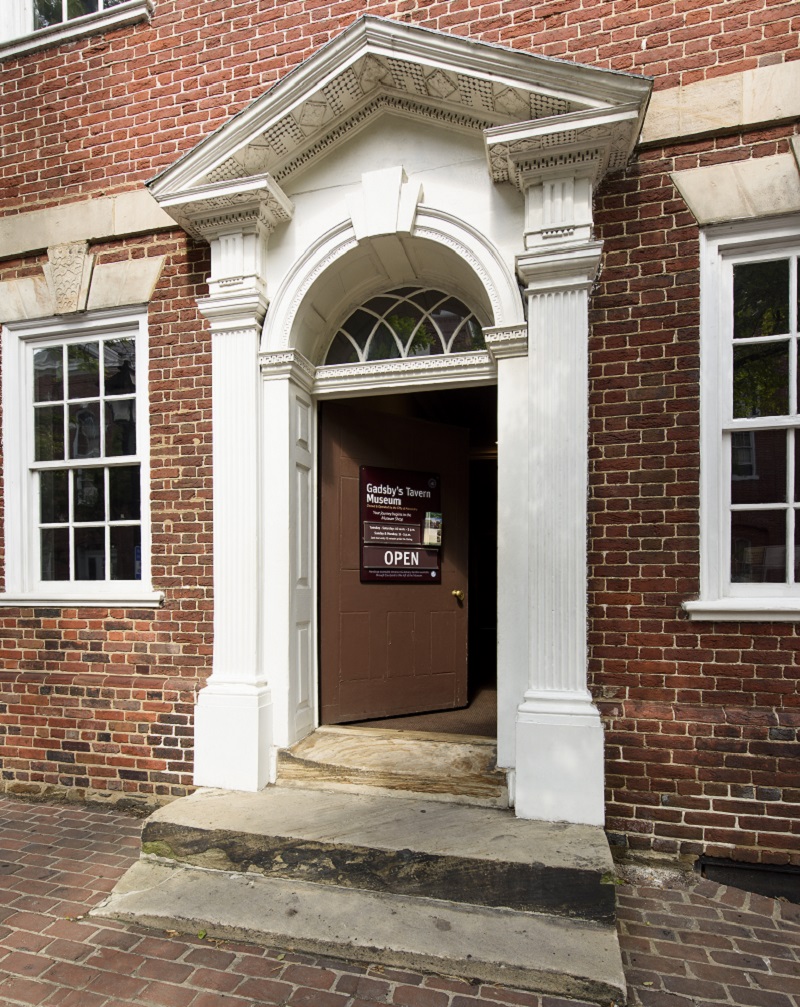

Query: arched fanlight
(324, 288), (485, 365)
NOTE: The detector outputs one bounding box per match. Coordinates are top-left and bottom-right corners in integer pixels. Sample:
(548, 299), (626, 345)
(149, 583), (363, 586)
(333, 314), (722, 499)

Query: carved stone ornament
(45, 241), (94, 314)
(203, 56), (573, 187)
(148, 17), (652, 204)
(158, 174), (294, 241)
(485, 104), (645, 190)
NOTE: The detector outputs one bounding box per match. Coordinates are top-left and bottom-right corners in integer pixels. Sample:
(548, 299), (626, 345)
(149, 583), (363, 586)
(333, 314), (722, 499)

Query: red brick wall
(1, 1), (799, 852)
(590, 124), (800, 868)
(0, 235), (213, 806)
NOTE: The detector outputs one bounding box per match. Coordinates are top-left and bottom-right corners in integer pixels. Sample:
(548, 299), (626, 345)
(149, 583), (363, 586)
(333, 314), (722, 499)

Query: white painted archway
(149, 16), (651, 824)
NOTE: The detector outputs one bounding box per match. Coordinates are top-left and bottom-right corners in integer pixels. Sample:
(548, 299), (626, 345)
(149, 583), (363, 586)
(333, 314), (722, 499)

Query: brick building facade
(1, 0), (799, 869)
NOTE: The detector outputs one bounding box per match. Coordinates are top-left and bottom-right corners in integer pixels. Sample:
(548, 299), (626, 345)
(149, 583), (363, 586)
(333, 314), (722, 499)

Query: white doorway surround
(149, 17), (651, 825)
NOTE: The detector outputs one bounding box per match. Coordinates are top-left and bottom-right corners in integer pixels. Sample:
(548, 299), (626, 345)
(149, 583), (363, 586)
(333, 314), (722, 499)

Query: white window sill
(683, 598), (800, 622)
(0, 589), (164, 609)
(0, 0), (152, 61)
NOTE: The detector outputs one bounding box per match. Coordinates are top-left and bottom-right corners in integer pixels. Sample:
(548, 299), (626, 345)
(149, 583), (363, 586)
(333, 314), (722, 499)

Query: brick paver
(1, 795), (799, 1007)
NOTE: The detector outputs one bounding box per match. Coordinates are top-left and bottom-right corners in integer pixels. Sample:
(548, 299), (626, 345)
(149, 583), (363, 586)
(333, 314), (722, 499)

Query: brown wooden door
(320, 400), (469, 724)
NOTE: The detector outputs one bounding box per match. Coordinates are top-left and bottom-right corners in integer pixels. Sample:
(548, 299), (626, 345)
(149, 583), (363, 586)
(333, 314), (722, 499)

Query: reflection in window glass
(731, 430), (786, 505)
(34, 0), (120, 30)
(75, 527), (105, 581)
(731, 510), (786, 583)
(733, 341), (789, 417)
(34, 347), (63, 402)
(733, 259), (789, 339)
(41, 528), (69, 580)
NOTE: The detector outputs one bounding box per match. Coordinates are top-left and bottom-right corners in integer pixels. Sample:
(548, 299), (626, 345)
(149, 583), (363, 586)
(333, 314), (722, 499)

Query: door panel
(320, 400), (469, 724)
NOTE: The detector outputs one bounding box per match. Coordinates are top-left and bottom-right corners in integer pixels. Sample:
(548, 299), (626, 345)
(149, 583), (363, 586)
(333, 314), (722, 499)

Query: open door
(320, 400), (469, 724)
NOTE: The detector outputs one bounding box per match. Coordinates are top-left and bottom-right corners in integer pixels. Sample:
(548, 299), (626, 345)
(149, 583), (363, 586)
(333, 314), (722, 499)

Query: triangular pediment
(149, 16), (651, 200)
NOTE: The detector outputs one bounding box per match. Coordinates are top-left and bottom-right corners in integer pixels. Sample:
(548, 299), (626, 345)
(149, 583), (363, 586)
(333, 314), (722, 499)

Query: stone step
(276, 725), (508, 807)
(137, 786), (616, 922)
(95, 787), (625, 1004)
(97, 860), (624, 1006)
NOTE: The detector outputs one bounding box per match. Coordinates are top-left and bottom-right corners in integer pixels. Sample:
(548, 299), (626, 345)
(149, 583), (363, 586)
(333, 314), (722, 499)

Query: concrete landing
(276, 725), (508, 807)
(95, 786), (626, 1004)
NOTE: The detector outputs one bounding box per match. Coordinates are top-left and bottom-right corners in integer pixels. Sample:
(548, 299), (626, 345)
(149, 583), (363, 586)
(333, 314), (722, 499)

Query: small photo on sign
(360, 465), (442, 583)
(423, 512), (442, 547)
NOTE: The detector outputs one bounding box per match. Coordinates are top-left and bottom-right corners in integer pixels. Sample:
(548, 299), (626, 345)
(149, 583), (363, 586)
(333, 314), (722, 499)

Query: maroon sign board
(360, 466), (442, 583)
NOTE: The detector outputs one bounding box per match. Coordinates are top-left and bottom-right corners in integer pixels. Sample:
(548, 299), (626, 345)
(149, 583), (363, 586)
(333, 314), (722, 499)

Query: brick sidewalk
(0, 795), (798, 1007)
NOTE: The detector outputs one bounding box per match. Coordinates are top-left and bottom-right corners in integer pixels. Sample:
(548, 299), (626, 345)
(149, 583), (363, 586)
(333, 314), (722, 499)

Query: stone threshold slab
(95, 859), (626, 1005)
(141, 787), (616, 922)
(277, 726), (508, 806)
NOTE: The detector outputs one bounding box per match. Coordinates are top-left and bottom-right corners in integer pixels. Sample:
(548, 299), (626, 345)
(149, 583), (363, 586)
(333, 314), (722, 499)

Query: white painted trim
(2, 307), (154, 605)
(684, 599), (800, 622)
(0, 591), (164, 608)
(313, 353), (496, 398)
(0, 0), (152, 60)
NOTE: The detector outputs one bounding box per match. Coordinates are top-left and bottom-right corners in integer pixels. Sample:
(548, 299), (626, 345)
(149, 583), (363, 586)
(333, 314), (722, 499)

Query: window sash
(1, 308), (155, 603)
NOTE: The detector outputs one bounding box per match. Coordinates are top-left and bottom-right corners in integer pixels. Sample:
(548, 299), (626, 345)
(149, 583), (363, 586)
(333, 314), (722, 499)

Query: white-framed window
(1, 307), (161, 607)
(0, 0), (151, 60)
(686, 216), (800, 621)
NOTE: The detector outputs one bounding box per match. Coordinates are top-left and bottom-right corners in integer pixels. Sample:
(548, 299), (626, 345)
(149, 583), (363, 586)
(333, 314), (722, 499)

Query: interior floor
(350, 683), (497, 738)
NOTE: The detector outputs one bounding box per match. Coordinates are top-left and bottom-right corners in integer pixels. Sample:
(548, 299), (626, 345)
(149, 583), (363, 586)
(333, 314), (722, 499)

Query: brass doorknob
(451, 589), (465, 601)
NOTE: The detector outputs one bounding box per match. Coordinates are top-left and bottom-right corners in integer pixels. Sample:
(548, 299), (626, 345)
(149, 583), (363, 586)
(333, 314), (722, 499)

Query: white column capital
(156, 173), (294, 303)
(260, 348), (316, 392)
(486, 104), (642, 253)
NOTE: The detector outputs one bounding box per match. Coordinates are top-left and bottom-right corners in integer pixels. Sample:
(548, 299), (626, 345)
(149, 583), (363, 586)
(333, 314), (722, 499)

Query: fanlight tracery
(324, 288), (485, 365)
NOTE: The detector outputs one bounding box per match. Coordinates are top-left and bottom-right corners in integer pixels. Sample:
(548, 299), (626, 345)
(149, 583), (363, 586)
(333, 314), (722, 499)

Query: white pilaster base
(193, 683), (273, 791)
(514, 695), (605, 826)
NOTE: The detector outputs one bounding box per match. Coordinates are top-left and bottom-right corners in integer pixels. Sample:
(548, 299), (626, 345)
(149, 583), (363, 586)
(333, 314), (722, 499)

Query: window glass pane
(341, 310), (378, 351)
(449, 317), (487, 353)
(733, 341), (789, 417)
(40, 470), (69, 524)
(733, 259), (790, 339)
(104, 339), (136, 395)
(408, 289), (444, 311)
(74, 527), (105, 580)
(731, 430), (786, 504)
(41, 528), (69, 581)
(73, 469), (105, 523)
(324, 333), (360, 365)
(386, 304), (424, 348)
(105, 400), (137, 456)
(111, 526), (141, 580)
(34, 347), (63, 402)
(67, 343), (100, 400)
(34, 0), (64, 28)
(366, 323), (402, 361)
(109, 465), (140, 520)
(406, 320), (442, 357)
(69, 402), (102, 458)
(68, 0), (98, 16)
(35, 405), (65, 461)
(731, 510), (786, 583)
